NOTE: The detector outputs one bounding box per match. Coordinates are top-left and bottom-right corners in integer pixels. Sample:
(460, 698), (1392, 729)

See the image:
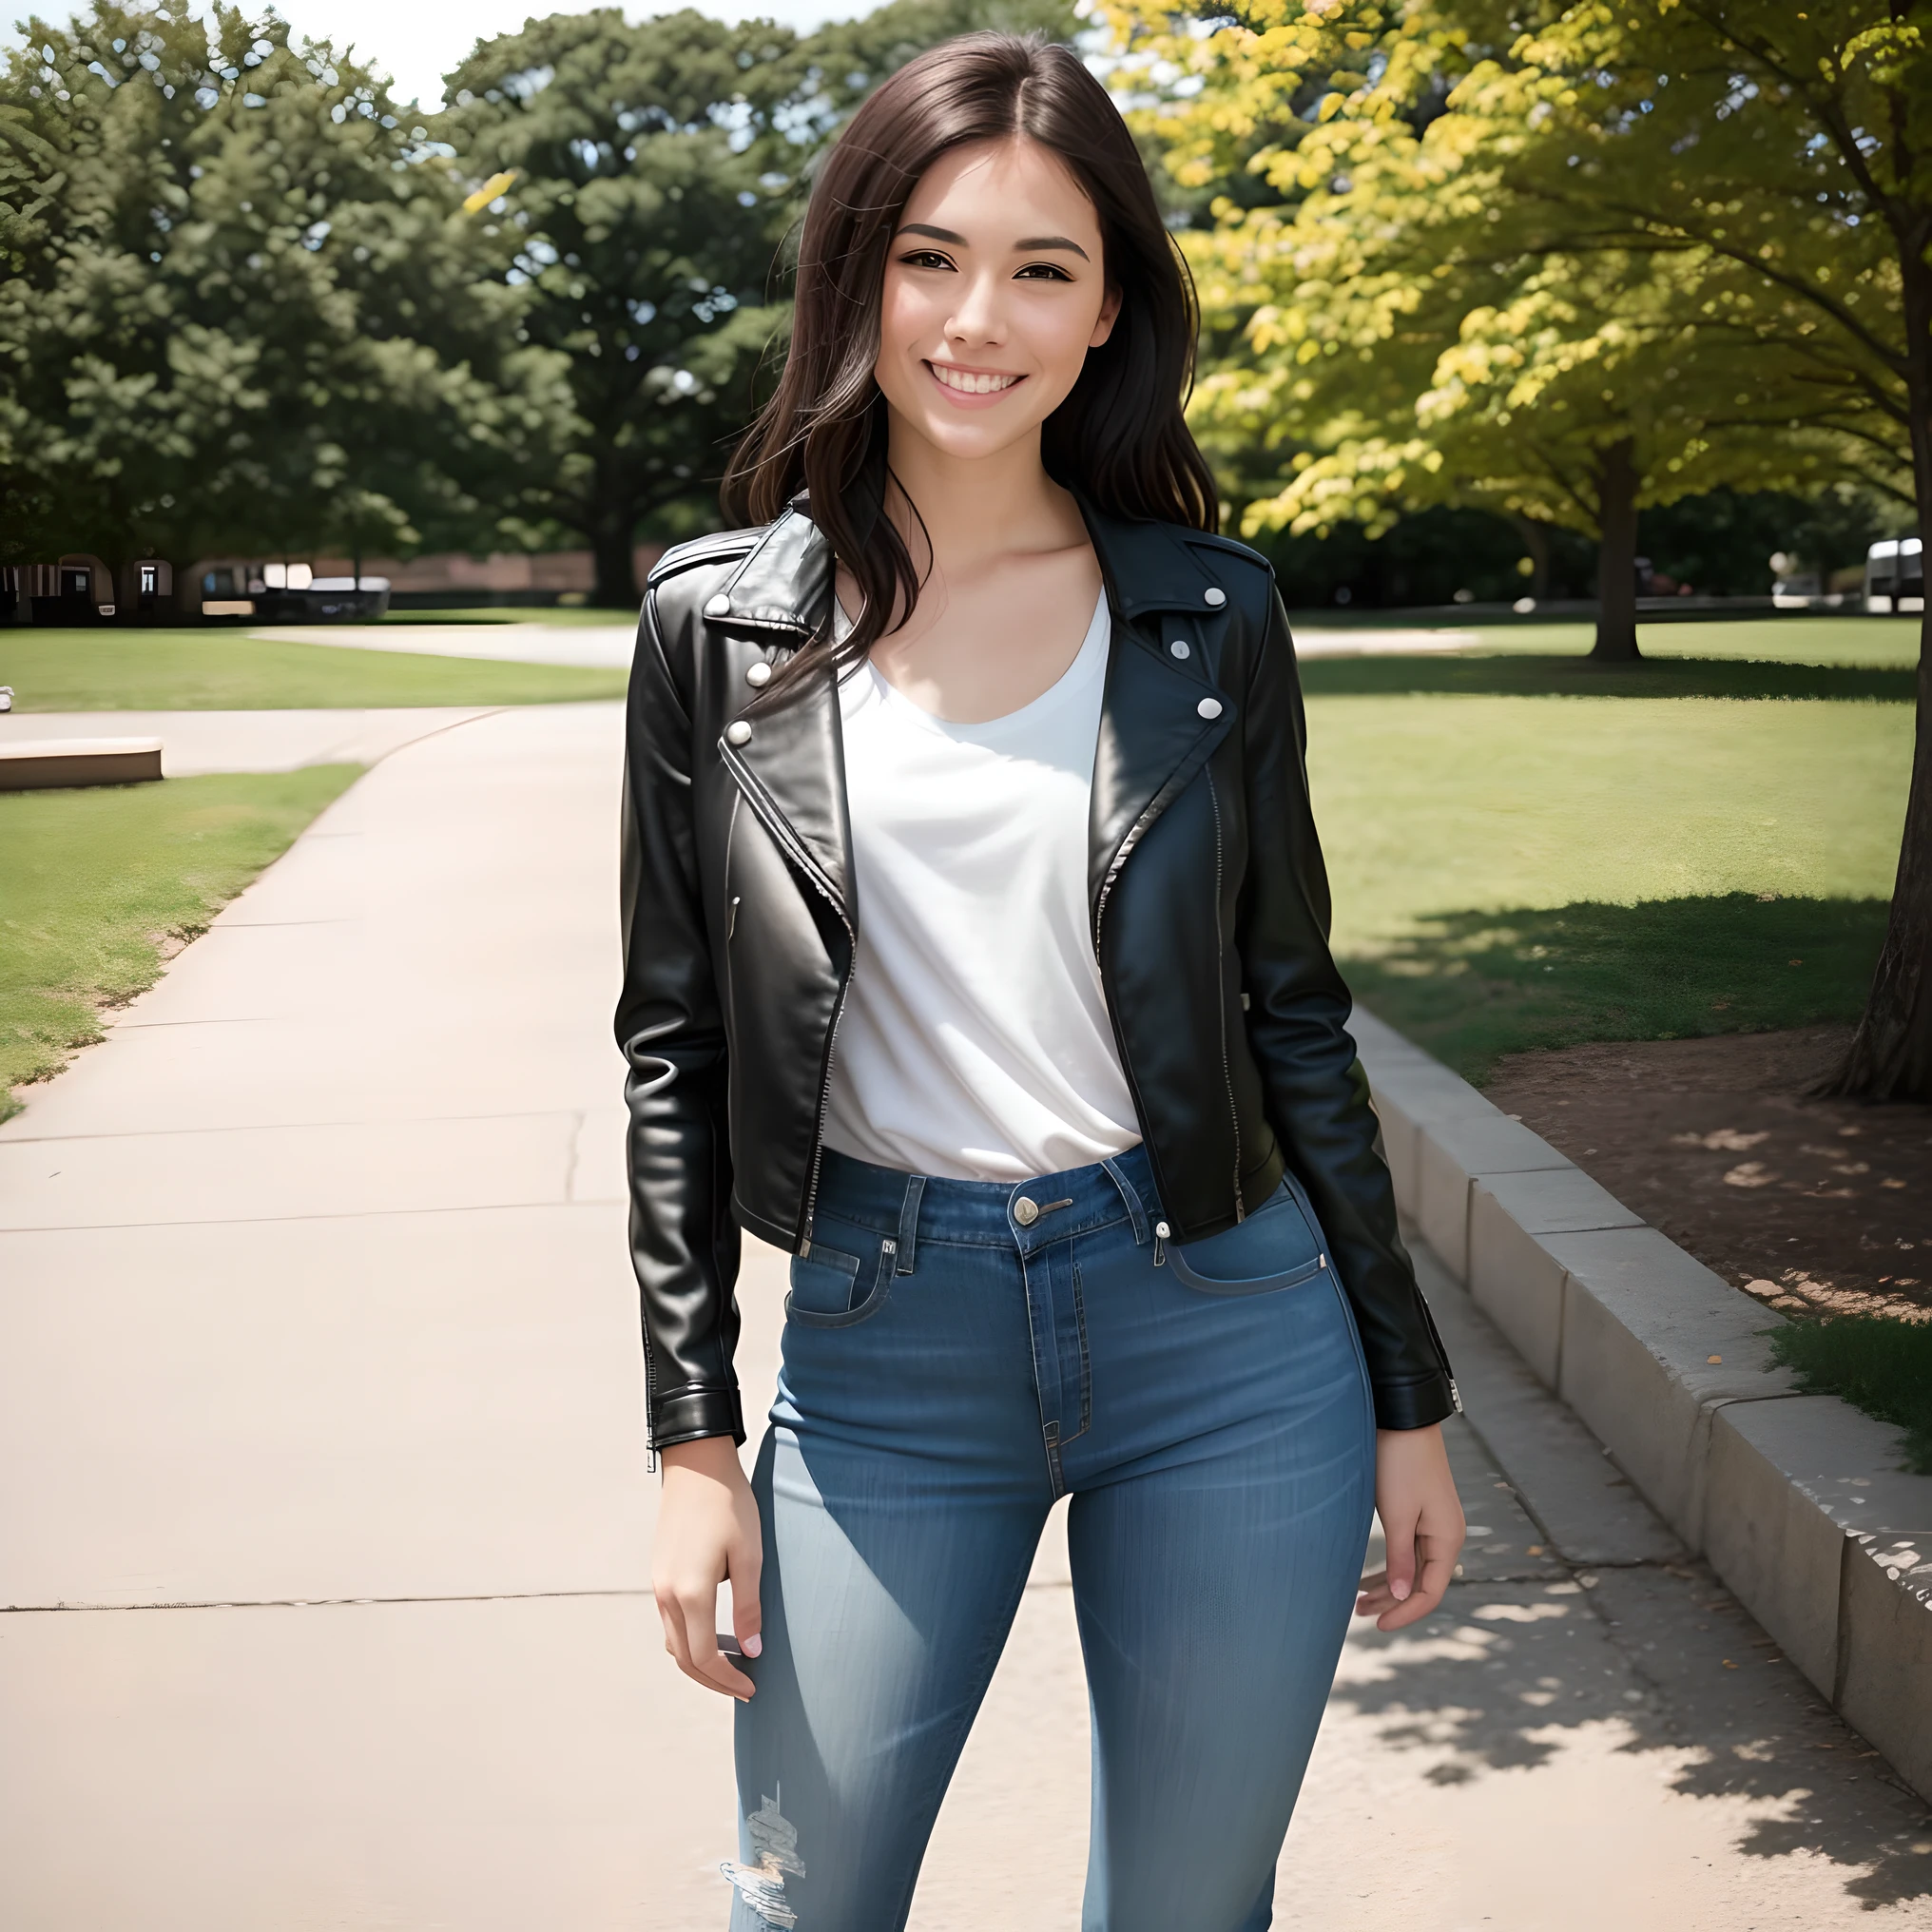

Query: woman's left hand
(1356, 1423), (1465, 1632)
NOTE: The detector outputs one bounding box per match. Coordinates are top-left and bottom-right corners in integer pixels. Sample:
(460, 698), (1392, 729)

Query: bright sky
(8, 0), (860, 107)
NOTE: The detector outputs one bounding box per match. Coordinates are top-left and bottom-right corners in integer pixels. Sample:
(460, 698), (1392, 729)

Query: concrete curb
(1350, 1006), (1932, 1805)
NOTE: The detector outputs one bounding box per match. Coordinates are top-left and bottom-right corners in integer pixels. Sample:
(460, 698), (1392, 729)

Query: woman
(617, 32), (1464, 1930)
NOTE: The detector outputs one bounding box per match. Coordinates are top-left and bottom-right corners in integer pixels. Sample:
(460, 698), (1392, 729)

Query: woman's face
(874, 136), (1120, 465)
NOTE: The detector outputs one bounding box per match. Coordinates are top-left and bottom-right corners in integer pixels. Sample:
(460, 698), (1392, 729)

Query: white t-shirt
(821, 589), (1140, 1182)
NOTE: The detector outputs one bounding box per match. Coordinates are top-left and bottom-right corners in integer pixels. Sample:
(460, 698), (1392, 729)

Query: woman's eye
(899, 250), (954, 271)
(1014, 262), (1073, 281)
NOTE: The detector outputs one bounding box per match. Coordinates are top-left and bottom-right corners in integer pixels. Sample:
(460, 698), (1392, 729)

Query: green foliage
(0, 0), (1077, 606)
(1769, 1316), (1932, 1475)
(436, 0), (1077, 601)
(0, 762), (361, 1111)
(0, 626), (628, 707)
(0, 3), (568, 577)
(1106, 0), (1922, 578)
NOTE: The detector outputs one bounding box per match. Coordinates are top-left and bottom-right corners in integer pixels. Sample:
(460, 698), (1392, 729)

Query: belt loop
(896, 1174), (926, 1274)
(1100, 1156), (1150, 1246)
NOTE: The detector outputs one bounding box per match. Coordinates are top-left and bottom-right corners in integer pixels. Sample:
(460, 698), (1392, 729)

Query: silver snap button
(725, 721), (752, 746)
(745, 661), (772, 687)
(1155, 1220), (1171, 1240)
(1204, 587), (1226, 608)
(704, 593), (730, 618)
(1197, 697), (1223, 721)
(1169, 639), (1190, 660)
(1013, 1196), (1040, 1227)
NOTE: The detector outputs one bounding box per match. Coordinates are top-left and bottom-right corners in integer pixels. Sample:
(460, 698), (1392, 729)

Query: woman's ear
(1090, 282), (1123, 349)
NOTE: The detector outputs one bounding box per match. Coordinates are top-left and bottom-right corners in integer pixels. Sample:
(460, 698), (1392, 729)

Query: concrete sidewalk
(0, 705), (498, 776)
(2, 703), (1927, 1929)
(268, 621), (638, 667)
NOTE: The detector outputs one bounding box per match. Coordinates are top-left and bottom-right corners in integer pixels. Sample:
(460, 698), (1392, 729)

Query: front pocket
(786, 1238), (896, 1328)
(1166, 1179), (1327, 1297)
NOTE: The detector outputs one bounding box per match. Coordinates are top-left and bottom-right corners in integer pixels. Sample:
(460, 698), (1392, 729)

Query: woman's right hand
(653, 1436), (763, 1700)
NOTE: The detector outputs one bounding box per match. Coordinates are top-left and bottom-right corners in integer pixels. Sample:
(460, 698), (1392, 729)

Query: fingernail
(1391, 1578), (1412, 1601)
(743, 1633), (762, 1657)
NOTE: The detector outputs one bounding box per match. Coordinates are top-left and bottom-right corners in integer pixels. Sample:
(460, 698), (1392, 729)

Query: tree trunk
(1510, 513), (1552, 601)
(1816, 260), (1932, 1102)
(591, 515), (640, 609)
(1590, 436), (1641, 662)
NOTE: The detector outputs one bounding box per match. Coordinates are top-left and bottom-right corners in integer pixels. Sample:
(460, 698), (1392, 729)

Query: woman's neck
(881, 418), (1089, 580)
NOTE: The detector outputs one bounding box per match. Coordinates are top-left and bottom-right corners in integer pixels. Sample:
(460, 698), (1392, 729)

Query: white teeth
(931, 364), (1019, 395)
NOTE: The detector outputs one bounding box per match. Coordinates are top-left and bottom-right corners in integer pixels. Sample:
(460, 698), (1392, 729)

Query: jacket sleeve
(615, 580), (744, 1451)
(1235, 580), (1458, 1431)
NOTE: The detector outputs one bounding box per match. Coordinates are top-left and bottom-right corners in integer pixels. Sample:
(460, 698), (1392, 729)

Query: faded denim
(724, 1142), (1376, 1932)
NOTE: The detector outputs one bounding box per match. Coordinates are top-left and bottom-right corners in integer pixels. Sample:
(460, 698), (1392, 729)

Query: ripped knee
(721, 1790), (804, 1928)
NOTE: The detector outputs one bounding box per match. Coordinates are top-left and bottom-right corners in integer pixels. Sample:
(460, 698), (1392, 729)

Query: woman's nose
(945, 271), (1007, 344)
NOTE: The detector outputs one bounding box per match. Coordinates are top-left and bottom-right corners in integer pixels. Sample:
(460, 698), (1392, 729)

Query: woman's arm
(1233, 576), (1459, 1432)
(618, 573), (767, 1696)
(616, 575), (745, 1451)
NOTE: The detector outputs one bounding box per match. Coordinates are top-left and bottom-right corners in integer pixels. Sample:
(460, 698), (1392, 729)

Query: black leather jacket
(617, 500), (1458, 1449)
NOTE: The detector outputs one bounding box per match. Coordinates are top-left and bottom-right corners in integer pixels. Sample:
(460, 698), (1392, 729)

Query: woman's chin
(892, 405), (1048, 466)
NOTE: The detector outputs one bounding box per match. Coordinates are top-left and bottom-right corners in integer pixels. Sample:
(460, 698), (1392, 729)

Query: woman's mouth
(925, 361), (1025, 401)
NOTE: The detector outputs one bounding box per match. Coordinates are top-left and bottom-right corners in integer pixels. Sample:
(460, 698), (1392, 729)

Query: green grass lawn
(0, 628), (628, 710)
(1309, 667), (1913, 1082)
(0, 766), (362, 1115)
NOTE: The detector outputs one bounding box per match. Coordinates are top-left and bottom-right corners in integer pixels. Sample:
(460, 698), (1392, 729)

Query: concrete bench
(0, 737), (164, 790)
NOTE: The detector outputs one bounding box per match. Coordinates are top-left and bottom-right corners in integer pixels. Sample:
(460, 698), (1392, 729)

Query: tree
(0, 2), (565, 597)
(436, 0), (1079, 607)
(1105, 0), (1886, 660)
(1109, 0), (1932, 1098)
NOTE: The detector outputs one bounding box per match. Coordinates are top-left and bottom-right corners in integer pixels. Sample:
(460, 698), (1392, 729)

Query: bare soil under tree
(1486, 1027), (1932, 1325)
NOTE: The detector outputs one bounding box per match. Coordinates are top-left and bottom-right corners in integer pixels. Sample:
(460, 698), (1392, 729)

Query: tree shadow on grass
(1344, 894), (1889, 1085)
(1299, 654), (1915, 702)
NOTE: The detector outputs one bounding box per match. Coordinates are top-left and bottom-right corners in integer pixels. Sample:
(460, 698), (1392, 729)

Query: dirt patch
(1485, 1027), (1932, 1323)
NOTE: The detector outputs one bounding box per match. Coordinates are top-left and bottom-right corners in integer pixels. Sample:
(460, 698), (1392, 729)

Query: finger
(1376, 1540), (1459, 1631)
(731, 1539), (764, 1660)
(681, 1590), (754, 1700)
(1382, 1509), (1418, 1605)
(656, 1587), (695, 1676)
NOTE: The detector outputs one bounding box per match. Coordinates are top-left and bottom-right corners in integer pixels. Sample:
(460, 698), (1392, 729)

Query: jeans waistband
(812, 1142), (1159, 1261)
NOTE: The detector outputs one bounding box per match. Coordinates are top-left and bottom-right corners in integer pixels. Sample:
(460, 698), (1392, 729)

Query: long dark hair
(723, 31), (1217, 690)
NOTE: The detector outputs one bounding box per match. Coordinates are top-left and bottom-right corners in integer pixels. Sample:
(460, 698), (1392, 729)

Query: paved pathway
(2, 704), (1928, 1929)
(0, 705), (497, 775)
(268, 621), (638, 667)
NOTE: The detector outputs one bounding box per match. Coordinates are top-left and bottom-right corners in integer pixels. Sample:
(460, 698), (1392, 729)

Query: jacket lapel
(1082, 504), (1237, 930)
(709, 509), (853, 918)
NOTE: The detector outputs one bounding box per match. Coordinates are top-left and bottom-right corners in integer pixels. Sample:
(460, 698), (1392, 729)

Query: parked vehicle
(1864, 537), (1924, 613)
(184, 560), (389, 623)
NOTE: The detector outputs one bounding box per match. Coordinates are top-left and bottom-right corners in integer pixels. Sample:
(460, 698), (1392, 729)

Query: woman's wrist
(660, 1435), (747, 1480)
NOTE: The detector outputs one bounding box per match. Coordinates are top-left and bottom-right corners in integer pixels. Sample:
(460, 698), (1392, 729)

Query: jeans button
(1013, 1196), (1040, 1227)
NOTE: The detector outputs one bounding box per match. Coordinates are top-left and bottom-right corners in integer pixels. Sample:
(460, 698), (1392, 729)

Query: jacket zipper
(1204, 764), (1244, 1222)
(718, 738), (855, 1253)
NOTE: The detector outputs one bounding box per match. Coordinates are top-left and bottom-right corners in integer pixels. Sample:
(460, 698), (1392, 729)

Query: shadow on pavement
(1338, 1560), (1932, 1911)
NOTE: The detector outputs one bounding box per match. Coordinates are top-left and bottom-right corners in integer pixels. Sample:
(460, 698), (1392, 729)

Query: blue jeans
(726, 1143), (1375, 1932)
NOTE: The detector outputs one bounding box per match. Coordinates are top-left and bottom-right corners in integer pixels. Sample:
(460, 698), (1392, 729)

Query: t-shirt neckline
(842, 587), (1110, 743)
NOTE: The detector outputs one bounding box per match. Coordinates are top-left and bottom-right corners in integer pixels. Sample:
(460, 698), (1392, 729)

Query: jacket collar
(707, 494), (1227, 633)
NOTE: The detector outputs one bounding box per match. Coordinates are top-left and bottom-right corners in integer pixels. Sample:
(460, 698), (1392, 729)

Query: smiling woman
(624, 32), (1466, 1932)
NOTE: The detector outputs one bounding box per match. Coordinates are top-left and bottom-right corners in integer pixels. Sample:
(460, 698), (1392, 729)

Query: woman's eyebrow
(895, 222), (1092, 261)
(1014, 235), (1090, 260)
